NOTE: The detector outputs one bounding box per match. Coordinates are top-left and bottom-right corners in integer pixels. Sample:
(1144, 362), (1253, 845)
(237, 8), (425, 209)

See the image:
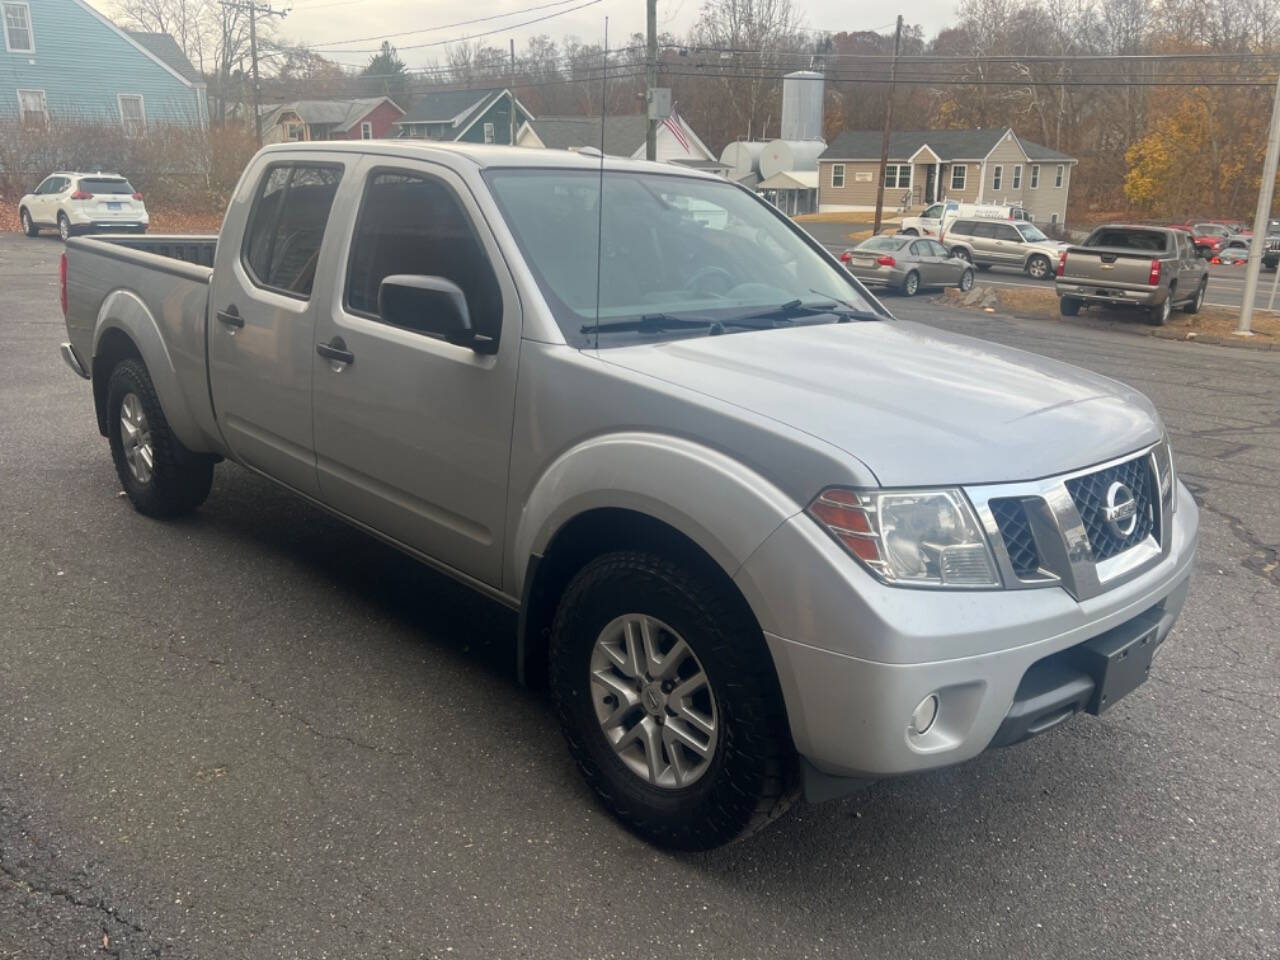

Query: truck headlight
(807, 488), (1000, 588)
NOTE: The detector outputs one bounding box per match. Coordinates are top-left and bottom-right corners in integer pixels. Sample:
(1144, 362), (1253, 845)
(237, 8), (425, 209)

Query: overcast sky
(281, 0), (962, 72)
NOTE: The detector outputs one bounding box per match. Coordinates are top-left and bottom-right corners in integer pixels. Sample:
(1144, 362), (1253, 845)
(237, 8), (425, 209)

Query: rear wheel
(1182, 278), (1207, 314)
(902, 270), (920, 296)
(1148, 294), (1173, 326)
(1026, 255), (1051, 280)
(57, 213), (71, 243)
(1059, 296), (1082, 316)
(550, 551), (796, 850)
(106, 359), (215, 517)
(19, 208), (37, 237)
(958, 268), (975, 292)
(951, 247), (972, 263)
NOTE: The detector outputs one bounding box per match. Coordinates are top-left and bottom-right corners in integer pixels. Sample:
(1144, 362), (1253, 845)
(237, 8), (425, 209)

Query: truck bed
(82, 233), (218, 268)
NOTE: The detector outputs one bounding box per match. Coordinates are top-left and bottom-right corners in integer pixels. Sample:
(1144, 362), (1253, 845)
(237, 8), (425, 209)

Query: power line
(307, 0), (589, 48)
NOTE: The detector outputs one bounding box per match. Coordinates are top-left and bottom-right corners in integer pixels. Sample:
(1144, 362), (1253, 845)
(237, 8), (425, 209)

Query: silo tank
(758, 139), (828, 180)
(719, 140), (765, 178)
(781, 71), (824, 141)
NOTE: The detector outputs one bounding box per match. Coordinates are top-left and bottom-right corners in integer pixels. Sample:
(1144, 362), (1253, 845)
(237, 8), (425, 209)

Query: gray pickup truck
(1056, 224), (1209, 325)
(59, 142), (1197, 849)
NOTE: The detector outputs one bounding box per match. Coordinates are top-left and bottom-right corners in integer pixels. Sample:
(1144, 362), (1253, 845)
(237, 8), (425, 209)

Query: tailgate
(1061, 248), (1157, 286)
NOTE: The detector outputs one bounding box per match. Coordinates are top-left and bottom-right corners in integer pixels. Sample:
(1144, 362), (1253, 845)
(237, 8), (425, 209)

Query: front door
(924, 165), (937, 205)
(208, 159), (346, 498)
(311, 159), (521, 586)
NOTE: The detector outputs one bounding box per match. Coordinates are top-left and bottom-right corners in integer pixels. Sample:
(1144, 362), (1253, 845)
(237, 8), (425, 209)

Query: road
(2, 232), (1278, 959)
(801, 221), (1280, 311)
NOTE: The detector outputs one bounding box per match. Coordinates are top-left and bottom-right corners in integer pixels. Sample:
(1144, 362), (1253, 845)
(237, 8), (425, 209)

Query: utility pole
(645, 0), (657, 160)
(1237, 70), (1280, 335)
(221, 0), (288, 147)
(872, 14), (903, 236)
(509, 38), (517, 145)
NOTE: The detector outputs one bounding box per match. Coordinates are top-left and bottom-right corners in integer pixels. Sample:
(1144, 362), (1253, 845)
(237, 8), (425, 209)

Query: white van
(900, 202), (1032, 239)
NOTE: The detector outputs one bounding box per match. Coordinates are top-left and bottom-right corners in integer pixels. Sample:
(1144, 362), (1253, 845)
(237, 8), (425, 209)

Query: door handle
(316, 337), (354, 366)
(216, 305), (244, 329)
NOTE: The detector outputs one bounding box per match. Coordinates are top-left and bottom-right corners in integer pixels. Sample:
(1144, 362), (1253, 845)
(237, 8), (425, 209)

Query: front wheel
(951, 247), (972, 263)
(106, 359), (215, 517)
(1026, 255), (1051, 280)
(958, 268), (975, 292)
(550, 552), (796, 850)
(1182, 278), (1207, 314)
(902, 270), (920, 296)
(19, 208), (38, 237)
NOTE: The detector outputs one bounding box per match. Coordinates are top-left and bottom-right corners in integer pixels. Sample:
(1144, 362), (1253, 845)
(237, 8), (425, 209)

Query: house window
(119, 95), (146, 137)
(1050, 212), (1059, 225)
(3, 2), (33, 53)
(17, 88), (46, 126)
(483, 121), (495, 144)
(950, 164), (966, 190)
(360, 121), (373, 140)
(992, 165), (1003, 191)
(831, 164), (845, 188)
(284, 122), (304, 141)
(884, 163), (911, 190)
(1055, 164), (1064, 188)
(1011, 165), (1022, 189)
(1030, 164), (1040, 189)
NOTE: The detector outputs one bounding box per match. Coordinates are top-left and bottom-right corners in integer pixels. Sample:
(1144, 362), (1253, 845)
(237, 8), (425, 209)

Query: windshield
(1017, 224), (1050, 243)
(80, 178), (135, 195)
(484, 168), (881, 347)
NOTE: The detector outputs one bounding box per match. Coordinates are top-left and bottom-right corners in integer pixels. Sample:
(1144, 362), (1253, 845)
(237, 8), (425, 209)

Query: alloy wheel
(119, 392), (154, 485)
(589, 614), (718, 789)
(58, 216), (70, 242)
(960, 269), (975, 292)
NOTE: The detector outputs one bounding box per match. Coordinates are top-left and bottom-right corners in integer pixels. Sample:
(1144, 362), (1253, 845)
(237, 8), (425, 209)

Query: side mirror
(377, 275), (495, 353)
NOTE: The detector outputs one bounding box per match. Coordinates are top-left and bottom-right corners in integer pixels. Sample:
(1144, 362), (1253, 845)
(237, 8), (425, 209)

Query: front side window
(1030, 164), (1040, 189)
(950, 165), (966, 190)
(1011, 165), (1022, 189)
(927, 240), (949, 257)
(1055, 164), (1064, 187)
(910, 240), (929, 257)
(831, 164), (845, 188)
(346, 170), (502, 341)
(3, 2), (33, 52)
(923, 203), (943, 219)
(119, 94), (145, 137)
(485, 169), (880, 348)
(17, 87), (46, 126)
(1017, 223), (1049, 243)
(241, 163), (343, 298)
(993, 223), (1021, 242)
(992, 165), (1003, 191)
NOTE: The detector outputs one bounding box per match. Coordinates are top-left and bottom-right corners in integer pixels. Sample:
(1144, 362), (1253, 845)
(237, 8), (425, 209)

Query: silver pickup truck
(1056, 224), (1209, 325)
(59, 142), (1198, 849)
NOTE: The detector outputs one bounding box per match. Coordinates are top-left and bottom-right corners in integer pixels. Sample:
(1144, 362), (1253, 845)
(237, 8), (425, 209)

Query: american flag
(662, 103), (691, 152)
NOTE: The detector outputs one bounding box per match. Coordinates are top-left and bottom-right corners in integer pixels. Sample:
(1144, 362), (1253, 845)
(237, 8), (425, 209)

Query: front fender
(94, 288), (220, 454)
(508, 431), (803, 597)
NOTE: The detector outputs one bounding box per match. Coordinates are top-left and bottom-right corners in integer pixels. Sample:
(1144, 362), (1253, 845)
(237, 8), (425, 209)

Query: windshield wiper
(582, 313), (715, 335)
(722, 299), (883, 328)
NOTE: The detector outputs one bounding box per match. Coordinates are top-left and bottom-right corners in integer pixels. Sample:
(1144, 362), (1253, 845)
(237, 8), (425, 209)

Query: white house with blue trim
(1, 0), (206, 129)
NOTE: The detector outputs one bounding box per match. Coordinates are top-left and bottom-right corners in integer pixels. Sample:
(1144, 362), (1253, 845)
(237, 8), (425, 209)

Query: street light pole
(1237, 70), (1280, 335)
(872, 15), (903, 237)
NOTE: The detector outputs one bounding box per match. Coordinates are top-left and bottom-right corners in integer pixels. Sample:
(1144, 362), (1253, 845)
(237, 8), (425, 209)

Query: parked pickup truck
(59, 142), (1198, 850)
(1056, 224), (1209, 325)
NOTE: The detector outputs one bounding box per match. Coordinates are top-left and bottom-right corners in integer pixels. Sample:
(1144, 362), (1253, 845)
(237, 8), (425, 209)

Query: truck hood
(599, 319), (1161, 487)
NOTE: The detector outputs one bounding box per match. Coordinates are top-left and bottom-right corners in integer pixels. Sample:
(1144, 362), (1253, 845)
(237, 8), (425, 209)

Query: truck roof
(256, 139), (723, 179)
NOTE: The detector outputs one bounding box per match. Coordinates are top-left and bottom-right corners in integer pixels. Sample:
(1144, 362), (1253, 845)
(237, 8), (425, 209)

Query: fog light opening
(910, 694), (939, 736)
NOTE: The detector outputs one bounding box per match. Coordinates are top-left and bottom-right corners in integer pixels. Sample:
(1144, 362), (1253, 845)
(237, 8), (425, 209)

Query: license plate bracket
(1073, 615), (1160, 715)
(107, 202), (122, 210)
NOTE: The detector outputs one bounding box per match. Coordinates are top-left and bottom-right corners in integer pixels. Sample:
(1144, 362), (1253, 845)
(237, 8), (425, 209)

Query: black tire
(550, 551), (797, 850)
(900, 228), (918, 236)
(57, 213), (72, 243)
(975, 263), (991, 272)
(19, 207), (38, 237)
(958, 268), (975, 292)
(1148, 294), (1173, 326)
(1059, 296), (1082, 317)
(106, 358), (214, 518)
(901, 270), (920, 297)
(1026, 254), (1051, 280)
(1182, 278), (1207, 314)
(951, 247), (971, 263)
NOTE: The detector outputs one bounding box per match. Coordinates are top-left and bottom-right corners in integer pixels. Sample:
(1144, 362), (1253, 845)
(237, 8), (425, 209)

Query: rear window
(80, 178), (134, 194)
(1085, 228), (1170, 252)
(858, 236), (909, 252)
(242, 162), (343, 298)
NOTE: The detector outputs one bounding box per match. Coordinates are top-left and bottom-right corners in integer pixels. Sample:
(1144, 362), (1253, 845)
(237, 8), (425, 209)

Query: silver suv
(945, 218), (1064, 279)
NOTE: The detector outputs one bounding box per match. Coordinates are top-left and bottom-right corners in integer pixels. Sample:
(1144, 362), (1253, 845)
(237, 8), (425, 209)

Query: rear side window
(949, 220), (975, 236)
(80, 178), (134, 194)
(345, 169), (502, 340)
(242, 163), (343, 299)
(970, 222), (998, 239)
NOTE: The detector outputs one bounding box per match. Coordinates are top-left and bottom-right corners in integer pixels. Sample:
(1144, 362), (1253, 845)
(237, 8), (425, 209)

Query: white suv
(19, 172), (149, 241)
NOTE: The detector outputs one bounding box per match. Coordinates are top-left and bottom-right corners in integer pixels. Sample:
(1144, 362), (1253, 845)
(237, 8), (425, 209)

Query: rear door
(311, 158), (521, 585)
(208, 158), (346, 498)
(990, 222), (1024, 266)
(968, 221), (999, 264)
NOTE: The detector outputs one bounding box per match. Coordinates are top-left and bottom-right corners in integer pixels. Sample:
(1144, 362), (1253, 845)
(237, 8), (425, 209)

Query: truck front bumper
(1056, 281), (1163, 307)
(733, 482), (1198, 782)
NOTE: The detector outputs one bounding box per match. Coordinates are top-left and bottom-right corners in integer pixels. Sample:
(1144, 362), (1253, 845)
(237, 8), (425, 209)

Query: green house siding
(456, 99), (525, 144)
(396, 91), (529, 144)
(0, 0), (206, 127)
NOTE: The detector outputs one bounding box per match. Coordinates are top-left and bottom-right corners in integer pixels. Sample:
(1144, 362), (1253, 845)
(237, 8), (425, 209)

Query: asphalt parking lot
(2, 231), (1278, 959)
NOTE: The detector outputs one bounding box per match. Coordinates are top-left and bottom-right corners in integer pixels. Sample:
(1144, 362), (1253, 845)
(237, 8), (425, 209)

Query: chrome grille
(990, 498), (1040, 578)
(1064, 456), (1157, 561)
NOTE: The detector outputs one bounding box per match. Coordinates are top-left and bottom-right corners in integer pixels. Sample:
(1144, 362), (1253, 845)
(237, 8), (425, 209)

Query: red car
(1168, 223), (1226, 256)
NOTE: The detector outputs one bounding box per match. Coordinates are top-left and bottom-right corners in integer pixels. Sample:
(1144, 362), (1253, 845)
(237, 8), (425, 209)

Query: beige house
(818, 128), (1077, 226)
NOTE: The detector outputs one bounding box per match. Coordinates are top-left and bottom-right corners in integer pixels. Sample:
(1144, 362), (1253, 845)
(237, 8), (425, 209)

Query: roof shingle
(821, 128), (1074, 162)
(126, 31), (201, 84)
